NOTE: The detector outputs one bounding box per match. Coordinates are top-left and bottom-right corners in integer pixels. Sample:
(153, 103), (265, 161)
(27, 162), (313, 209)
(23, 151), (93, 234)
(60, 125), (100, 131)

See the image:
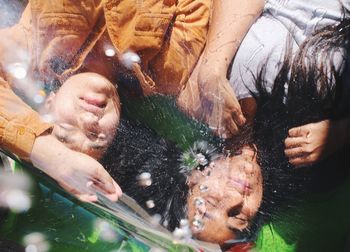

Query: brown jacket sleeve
(0, 6), (52, 160)
(0, 76), (52, 160)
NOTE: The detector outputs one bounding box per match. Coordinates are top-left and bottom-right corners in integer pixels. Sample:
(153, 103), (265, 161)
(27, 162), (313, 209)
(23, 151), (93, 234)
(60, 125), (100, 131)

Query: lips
(229, 177), (251, 195)
(79, 95), (107, 115)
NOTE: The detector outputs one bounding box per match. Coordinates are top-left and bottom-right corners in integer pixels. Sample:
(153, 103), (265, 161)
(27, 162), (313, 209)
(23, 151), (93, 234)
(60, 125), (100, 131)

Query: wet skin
(187, 153), (262, 245)
(45, 72), (120, 159)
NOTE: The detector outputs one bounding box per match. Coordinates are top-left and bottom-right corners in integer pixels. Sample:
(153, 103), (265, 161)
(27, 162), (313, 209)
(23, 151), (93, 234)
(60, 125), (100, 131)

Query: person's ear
(42, 92), (56, 112)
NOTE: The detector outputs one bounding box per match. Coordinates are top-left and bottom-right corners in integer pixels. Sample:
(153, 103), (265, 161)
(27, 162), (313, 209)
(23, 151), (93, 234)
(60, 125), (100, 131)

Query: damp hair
(102, 117), (189, 230)
(253, 17), (350, 217)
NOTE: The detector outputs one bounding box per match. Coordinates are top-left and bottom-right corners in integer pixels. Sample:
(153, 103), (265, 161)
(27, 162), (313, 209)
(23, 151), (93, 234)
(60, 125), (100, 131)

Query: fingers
(77, 180), (122, 202)
(77, 194), (98, 202)
(93, 166), (119, 194)
(288, 126), (309, 137)
(285, 136), (307, 149)
(230, 102), (246, 127)
(288, 154), (315, 168)
(223, 117), (239, 138)
(284, 147), (305, 158)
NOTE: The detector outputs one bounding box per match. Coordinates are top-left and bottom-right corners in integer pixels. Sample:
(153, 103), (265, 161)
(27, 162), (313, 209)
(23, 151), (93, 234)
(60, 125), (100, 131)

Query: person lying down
(34, 72), (122, 201)
(41, 72), (121, 160)
(104, 18), (350, 250)
(104, 117), (263, 248)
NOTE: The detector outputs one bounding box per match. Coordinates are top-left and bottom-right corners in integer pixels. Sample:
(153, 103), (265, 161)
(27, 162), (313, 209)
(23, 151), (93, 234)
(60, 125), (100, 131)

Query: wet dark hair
(253, 17), (350, 217)
(102, 117), (189, 230)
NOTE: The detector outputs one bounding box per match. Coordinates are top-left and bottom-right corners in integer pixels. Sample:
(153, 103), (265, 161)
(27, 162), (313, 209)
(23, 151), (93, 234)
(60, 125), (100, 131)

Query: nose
(206, 180), (225, 200)
(79, 112), (99, 131)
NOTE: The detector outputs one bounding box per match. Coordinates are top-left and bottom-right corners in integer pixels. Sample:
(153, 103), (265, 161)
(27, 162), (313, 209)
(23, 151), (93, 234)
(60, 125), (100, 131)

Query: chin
(197, 231), (235, 245)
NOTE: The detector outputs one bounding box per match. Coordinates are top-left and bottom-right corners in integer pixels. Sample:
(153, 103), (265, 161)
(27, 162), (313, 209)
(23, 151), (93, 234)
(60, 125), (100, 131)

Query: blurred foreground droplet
(5, 189), (31, 212)
(94, 219), (120, 242)
(121, 51), (140, 69)
(150, 214), (161, 226)
(0, 171), (32, 212)
(23, 232), (50, 252)
(105, 48), (116, 57)
(137, 172), (152, 187)
(173, 219), (192, 240)
(146, 199), (155, 209)
(33, 89), (46, 104)
(8, 62), (27, 79)
(40, 113), (54, 124)
(192, 215), (204, 233)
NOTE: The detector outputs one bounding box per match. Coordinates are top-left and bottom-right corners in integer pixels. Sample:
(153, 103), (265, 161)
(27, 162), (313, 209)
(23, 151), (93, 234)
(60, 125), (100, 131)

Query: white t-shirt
(230, 0), (349, 99)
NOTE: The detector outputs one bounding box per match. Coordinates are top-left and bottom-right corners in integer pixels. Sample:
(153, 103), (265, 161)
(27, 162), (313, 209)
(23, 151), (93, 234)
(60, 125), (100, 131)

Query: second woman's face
(47, 72), (120, 159)
(187, 155), (263, 245)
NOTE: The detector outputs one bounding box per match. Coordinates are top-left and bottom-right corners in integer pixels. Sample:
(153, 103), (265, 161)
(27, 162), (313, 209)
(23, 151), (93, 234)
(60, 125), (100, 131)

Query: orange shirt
(0, 0), (210, 159)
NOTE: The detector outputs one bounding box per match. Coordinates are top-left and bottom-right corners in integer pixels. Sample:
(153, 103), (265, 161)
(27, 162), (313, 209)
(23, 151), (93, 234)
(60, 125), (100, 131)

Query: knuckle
(304, 146), (314, 154)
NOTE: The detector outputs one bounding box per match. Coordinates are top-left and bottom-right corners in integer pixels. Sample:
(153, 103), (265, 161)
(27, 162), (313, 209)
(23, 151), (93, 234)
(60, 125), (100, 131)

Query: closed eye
(227, 206), (242, 218)
(206, 197), (218, 208)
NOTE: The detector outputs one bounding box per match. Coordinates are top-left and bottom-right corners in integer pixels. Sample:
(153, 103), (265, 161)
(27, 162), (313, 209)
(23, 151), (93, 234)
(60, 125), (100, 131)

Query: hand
(30, 134), (122, 202)
(197, 67), (246, 138)
(284, 120), (341, 167)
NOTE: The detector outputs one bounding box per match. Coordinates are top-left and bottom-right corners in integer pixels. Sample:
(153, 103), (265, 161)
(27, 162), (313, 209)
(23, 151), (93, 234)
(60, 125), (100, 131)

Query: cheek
(196, 218), (234, 244)
(244, 192), (262, 219)
(52, 101), (77, 124)
(101, 111), (119, 133)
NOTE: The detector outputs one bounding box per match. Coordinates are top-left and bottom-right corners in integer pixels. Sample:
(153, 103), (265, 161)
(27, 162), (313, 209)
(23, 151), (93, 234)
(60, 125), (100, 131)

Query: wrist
(30, 134), (69, 175)
(201, 50), (232, 75)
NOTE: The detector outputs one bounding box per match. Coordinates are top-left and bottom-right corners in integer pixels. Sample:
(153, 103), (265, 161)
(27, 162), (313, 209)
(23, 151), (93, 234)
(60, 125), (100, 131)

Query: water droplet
(194, 197), (205, 208)
(40, 113), (54, 123)
(137, 172), (152, 187)
(25, 244), (38, 252)
(146, 200), (155, 209)
(195, 153), (208, 166)
(150, 214), (161, 226)
(192, 216), (204, 232)
(121, 51), (141, 69)
(162, 219), (169, 227)
(5, 189), (31, 212)
(138, 172), (151, 180)
(95, 219), (119, 242)
(8, 62), (27, 79)
(199, 184), (208, 193)
(23, 232), (50, 252)
(179, 219), (189, 228)
(105, 48), (116, 57)
(173, 227), (184, 238)
(33, 94), (45, 104)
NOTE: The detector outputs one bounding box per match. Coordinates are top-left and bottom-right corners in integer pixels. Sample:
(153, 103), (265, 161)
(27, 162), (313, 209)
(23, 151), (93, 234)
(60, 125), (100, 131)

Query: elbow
(254, 0), (265, 17)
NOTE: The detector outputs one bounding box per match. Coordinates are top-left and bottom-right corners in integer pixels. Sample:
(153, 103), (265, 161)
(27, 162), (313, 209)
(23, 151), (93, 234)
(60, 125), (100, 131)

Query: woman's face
(187, 154), (263, 245)
(46, 72), (120, 159)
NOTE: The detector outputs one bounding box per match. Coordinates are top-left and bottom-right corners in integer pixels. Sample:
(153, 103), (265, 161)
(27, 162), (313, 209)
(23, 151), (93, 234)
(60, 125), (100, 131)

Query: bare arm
(201, 0), (265, 75)
(180, 0), (264, 138)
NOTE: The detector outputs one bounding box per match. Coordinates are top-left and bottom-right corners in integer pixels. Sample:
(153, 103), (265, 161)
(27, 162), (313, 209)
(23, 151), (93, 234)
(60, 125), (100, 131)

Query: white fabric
(230, 0), (349, 100)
